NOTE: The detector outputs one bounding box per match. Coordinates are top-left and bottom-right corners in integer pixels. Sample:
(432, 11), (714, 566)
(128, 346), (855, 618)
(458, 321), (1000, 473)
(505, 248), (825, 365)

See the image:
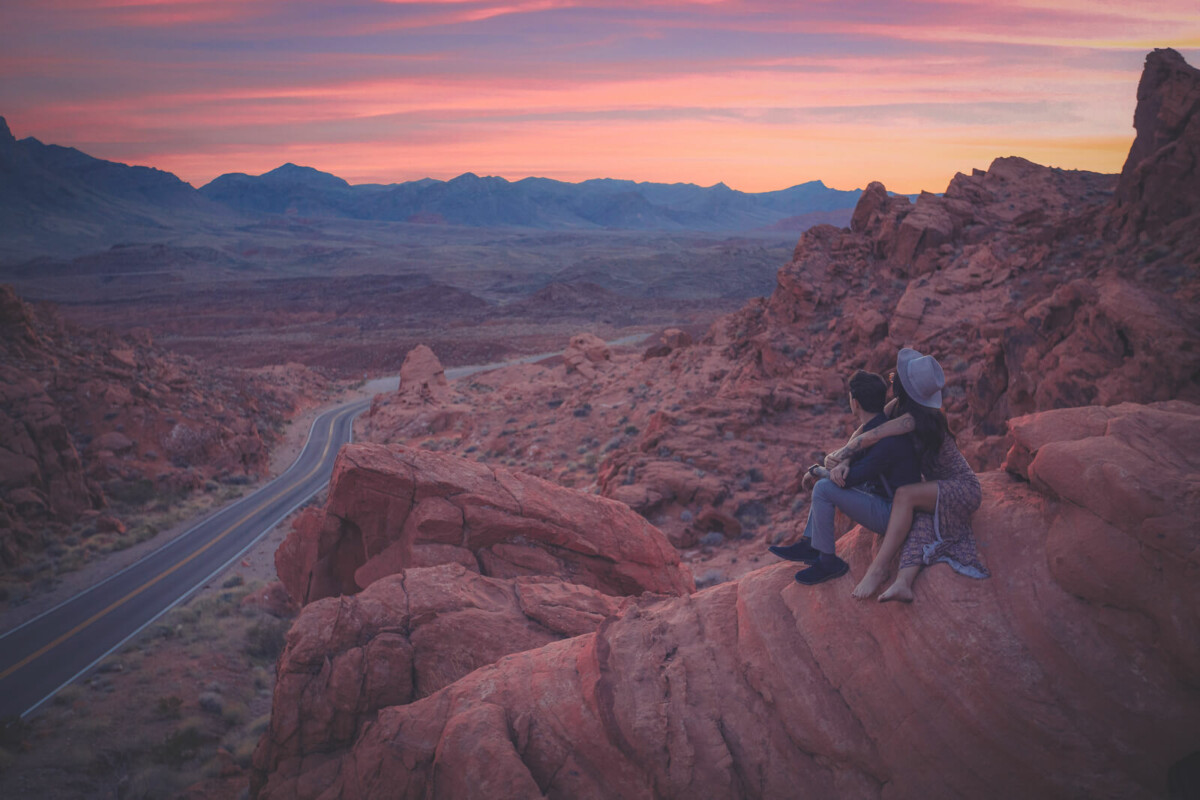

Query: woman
(830, 348), (988, 602)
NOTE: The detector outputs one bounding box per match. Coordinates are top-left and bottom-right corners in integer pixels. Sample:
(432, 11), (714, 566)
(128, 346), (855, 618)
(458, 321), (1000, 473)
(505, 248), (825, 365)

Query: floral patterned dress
(899, 435), (989, 578)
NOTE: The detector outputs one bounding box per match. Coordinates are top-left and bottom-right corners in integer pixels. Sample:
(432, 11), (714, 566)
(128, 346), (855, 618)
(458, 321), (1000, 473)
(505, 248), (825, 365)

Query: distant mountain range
(199, 163), (863, 231)
(0, 115), (866, 259)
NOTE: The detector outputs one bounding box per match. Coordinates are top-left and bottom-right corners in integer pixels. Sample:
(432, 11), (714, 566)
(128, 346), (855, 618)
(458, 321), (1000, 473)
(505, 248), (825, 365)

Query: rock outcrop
(0, 285), (323, 569)
(563, 332), (612, 380)
(1111, 48), (1200, 241)
(252, 563), (631, 797)
(275, 443), (694, 606)
(257, 401), (1200, 799)
(395, 344), (450, 404)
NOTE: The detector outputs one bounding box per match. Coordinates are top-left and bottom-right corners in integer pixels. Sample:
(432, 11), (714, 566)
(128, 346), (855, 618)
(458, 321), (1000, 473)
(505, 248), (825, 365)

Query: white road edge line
(18, 405), (364, 719)
(0, 399), (365, 644)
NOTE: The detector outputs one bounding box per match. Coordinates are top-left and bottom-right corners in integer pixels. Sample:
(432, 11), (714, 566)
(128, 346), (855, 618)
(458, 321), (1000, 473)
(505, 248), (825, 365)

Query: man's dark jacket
(842, 413), (921, 498)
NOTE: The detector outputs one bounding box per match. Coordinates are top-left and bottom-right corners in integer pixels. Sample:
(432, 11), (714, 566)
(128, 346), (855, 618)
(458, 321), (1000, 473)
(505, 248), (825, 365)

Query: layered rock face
(275, 443), (694, 606)
(0, 285), (323, 568)
(253, 564), (631, 797)
(257, 401), (1200, 799)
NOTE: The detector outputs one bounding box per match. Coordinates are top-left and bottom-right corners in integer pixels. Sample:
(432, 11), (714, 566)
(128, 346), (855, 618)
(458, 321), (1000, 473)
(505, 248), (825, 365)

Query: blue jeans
(802, 479), (892, 554)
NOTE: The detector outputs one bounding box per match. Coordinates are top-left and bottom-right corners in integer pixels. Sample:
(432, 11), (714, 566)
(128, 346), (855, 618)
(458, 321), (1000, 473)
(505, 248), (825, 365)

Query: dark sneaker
(794, 556), (849, 585)
(768, 539), (820, 564)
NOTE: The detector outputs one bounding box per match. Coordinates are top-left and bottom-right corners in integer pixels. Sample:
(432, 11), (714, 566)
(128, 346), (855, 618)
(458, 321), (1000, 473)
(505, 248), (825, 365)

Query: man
(769, 370), (921, 585)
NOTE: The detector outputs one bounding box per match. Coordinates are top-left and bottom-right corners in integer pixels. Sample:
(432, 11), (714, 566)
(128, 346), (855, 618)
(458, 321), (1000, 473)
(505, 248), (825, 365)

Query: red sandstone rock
(275, 443), (694, 605)
(563, 332), (612, 380)
(257, 403), (1200, 799)
(396, 344), (450, 404)
(252, 563), (629, 797)
(1111, 48), (1200, 241)
(661, 328), (693, 349)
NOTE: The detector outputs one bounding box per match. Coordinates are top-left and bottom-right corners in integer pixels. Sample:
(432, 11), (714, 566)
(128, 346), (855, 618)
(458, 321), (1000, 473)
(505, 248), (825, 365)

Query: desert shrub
(132, 525), (157, 544)
(126, 764), (187, 799)
(245, 619), (289, 661)
(156, 695), (183, 719)
(105, 478), (156, 507)
(0, 716), (30, 750)
(232, 736), (258, 768)
(53, 684), (84, 707)
(198, 692), (224, 715)
(221, 701), (247, 727)
(154, 720), (209, 767)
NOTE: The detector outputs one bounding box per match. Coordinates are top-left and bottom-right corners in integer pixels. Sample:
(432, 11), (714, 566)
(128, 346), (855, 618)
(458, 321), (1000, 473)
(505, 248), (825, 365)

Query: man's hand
(801, 464), (827, 492)
(830, 462), (850, 488)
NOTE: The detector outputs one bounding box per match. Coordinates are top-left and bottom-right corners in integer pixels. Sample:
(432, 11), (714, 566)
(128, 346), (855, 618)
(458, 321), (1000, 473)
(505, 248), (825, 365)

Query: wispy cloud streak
(1, 0), (1197, 191)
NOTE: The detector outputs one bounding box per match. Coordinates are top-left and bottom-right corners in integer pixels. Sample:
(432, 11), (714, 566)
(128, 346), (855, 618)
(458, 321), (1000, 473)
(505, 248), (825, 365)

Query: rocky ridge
(259, 399), (1200, 798)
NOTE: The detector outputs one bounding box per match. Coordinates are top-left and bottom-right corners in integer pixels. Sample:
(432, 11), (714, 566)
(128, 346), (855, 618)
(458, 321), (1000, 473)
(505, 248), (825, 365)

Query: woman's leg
(879, 565), (921, 603)
(851, 481), (939, 599)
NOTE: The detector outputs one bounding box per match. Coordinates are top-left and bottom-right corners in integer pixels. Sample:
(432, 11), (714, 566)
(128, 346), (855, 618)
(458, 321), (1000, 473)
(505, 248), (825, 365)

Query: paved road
(0, 397), (370, 720)
(0, 333), (651, 720)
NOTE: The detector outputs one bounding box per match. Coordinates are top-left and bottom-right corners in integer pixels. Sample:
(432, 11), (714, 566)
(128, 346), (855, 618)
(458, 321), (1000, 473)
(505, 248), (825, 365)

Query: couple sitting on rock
(770, 348), (989, 601)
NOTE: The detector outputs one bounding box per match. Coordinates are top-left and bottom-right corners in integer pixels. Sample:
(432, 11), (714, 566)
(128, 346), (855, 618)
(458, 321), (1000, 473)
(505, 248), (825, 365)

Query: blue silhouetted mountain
(0, 114), (872, 260)
(200, 166), (865, 231)
(0, 116), (232, 258)
(200, 163), (355, 216)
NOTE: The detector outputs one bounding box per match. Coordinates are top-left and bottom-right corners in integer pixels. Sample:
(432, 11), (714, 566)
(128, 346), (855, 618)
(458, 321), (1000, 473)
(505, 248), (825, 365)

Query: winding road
(0, 333), (651, 720)
(0, 396), (370, 720)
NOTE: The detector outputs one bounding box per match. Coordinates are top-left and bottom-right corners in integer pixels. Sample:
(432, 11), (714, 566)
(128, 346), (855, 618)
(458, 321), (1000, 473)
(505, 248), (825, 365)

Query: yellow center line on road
(0, 406), (353, 683)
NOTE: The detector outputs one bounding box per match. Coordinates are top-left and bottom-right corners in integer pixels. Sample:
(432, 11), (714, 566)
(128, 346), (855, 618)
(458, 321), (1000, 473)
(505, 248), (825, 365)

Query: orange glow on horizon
(2, 1), (1197, 195)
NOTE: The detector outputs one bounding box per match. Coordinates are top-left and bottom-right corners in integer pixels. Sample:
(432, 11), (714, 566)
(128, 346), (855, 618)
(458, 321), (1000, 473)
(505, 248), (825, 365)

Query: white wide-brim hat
(897, 348), (945, 409)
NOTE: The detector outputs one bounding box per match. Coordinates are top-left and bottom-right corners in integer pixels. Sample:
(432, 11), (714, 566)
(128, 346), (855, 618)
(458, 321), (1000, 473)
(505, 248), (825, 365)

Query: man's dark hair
(848, 370), (887, 413)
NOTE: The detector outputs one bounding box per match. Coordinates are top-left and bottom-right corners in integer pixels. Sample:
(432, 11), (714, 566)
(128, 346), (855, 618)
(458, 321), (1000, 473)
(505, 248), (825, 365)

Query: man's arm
(841, 437), (906, 489)
(826, 413), (915, 467)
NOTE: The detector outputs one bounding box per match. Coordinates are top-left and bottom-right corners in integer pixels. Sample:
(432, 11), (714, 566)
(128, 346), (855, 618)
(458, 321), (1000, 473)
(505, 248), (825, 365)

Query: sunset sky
(2, 1), (1198, 194)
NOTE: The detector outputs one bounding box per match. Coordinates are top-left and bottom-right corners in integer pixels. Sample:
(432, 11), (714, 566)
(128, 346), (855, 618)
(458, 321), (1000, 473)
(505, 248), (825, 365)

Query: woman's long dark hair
(890, 372), (953, 457)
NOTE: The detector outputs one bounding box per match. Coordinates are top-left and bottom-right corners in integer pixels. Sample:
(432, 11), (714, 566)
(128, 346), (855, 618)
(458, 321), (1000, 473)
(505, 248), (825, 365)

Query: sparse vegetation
(245, 618), (289, 662)
(0, 576), (291, 798)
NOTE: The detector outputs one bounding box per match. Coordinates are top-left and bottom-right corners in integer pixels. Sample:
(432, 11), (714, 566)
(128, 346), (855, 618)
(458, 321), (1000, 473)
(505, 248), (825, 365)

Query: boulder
(275, 444), (694, 606)
(563, 333), (612, 380)
(396, 344), (450, 405)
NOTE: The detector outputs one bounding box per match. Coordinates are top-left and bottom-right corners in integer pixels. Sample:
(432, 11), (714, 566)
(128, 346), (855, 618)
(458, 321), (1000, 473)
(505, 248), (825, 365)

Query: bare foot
(851, 568), (888, 600)
(878, 582), (914, 603)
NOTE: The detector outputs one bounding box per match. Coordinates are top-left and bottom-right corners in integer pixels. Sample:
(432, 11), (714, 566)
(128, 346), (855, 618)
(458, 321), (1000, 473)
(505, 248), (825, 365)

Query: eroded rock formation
(253, 564), (631, 797)
(563, 332), (613, 380)
(275, 443), (694, 605)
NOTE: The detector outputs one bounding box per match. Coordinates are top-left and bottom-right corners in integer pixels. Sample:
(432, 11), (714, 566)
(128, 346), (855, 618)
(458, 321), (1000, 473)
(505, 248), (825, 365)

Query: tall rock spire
(1111, 48), (1200, 241)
